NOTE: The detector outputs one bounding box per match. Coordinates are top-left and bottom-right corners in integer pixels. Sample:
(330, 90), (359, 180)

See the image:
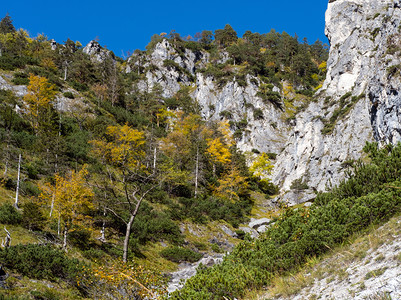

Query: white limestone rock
(83, 40), (112, 63)
(249, 218), (272, 229)
(239, 226), (259, 239)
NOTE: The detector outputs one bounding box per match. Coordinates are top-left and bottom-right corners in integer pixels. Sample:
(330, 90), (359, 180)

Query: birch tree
(14, 153), (21, 208)
(40, 166), (94, 250)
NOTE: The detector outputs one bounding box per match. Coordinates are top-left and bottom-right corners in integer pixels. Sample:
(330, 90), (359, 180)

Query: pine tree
(0, 13), (16, 34)
(214, 24), (238, 48)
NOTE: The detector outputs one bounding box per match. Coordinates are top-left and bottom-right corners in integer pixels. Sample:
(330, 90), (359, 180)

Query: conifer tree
(214, 24), (238, 48)
(0, 13), (16, 34)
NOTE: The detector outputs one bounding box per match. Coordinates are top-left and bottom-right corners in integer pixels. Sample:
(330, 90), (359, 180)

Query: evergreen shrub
(160, 246), (202, 263)
(0, 203), (22, 225)
(11, 72), (29, 85)
(0, 244), (84, 283)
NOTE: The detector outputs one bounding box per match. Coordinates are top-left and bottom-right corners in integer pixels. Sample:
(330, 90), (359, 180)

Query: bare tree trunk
(100, 207), (106, 242)
(2, 227), (11, 248)
(57, 214), (61, 236)
(123, 214), (135, 263)
(49, 193), (55, 217)
(153, 147), (157, 171)
(194, 147), (199, 197)
(14, 154), (21, 209)
(63, 225), (68, 251)
(64, 65), (68, 81)
(122, 191), (148, 262)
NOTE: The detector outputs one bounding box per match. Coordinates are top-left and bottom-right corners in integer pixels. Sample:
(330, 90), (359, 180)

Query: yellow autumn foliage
(249, 152), (274, 179)
(318, 61), (327, 73)
(90, 124), (146, 169)
(41, 165), (94, 232)
(23, 74), (57, 132)
(214, 166), (248, 202)
(206, 137), (231, 164)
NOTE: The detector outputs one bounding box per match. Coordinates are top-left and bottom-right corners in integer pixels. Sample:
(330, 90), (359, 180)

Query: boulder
(239, 226), (259, 239)
(249, 218), (272, 229)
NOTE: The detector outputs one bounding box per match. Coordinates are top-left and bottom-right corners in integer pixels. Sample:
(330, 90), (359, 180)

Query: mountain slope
(259, 213), (401, 300)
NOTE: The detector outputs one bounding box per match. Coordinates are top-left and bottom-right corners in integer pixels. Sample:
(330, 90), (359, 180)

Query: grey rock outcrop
(323, 0), (401, 146)
(193, 73), (288, 155)
(257, 225), (269, 233)
(0, 75), (11, 90)
(0, 75), (27, 98)
(83, 40), (112, 63)
(249, 218), (272, 229)
(273, 0), (401, 194)
(129, 40), (209, 98)
(167, 254), (224, 294)
(239, 226), (259, 239)
(127, 39), (289, 155)
(50, 39), (57, 51)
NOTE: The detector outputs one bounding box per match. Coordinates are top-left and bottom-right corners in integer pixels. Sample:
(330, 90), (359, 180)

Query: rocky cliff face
(273, 0), (401, 199)
(129, 40), (289, 155)
(193, 74), (289, 155)
(324, 0), (401, 146)
(127, 0), (401, 203)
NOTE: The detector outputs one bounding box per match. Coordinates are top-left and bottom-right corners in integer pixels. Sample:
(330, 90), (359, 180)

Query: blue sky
(1, 0), (329, 57)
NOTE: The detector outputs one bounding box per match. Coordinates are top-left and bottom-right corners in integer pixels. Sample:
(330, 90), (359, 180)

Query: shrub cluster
(169, 195), (252, 228)
(0, 203), (22, 225)
(160, 246), (203, 263)
(0, 244), (85, 284)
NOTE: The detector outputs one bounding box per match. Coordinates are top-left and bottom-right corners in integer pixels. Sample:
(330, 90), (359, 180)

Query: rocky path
(166, 254), (224, 294)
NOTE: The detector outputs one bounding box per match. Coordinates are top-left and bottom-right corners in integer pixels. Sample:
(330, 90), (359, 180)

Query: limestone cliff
(274, 0), (401, 201)
(127, 39), (289, 156)
(324, 0), (401, 146)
